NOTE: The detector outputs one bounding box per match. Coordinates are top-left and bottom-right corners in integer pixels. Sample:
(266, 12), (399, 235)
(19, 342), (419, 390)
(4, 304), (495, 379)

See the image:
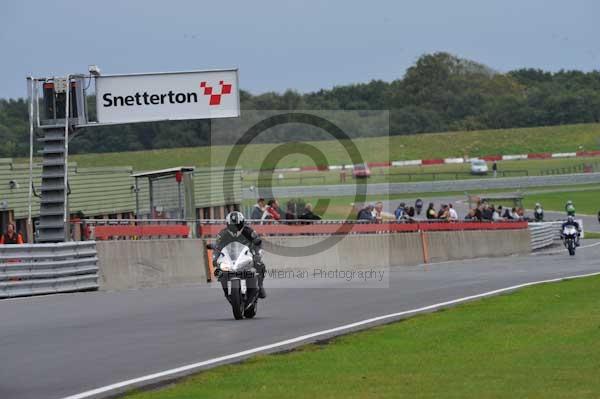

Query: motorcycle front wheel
(568, 240), (576, 256)
(230, 279), (244, 320)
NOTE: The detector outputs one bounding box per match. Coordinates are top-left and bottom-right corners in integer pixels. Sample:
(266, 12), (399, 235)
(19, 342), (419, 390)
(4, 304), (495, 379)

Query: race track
(2, 243), (600, 399)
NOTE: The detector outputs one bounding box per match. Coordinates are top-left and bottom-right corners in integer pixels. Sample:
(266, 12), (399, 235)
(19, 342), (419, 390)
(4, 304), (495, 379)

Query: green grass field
(122, 275), (600, 399)
(60, 122), (600, 171)
(242, 157), (600, 188)
(523, 188), (600, 215)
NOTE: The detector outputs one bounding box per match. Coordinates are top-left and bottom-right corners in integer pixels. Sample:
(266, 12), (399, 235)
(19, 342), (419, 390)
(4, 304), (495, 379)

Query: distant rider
(565, 200), (576, 217)
(213, 211), (267, 298)
(561, 215), (581, 247)
(534, 203), (544, 222)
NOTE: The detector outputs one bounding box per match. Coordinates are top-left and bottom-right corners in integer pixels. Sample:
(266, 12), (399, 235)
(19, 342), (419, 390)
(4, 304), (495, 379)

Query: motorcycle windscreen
(222, 241), (247, 263)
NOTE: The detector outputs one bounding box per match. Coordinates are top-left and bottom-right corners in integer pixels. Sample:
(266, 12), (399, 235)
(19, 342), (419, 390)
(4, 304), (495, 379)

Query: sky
(1, 0), (599, 99)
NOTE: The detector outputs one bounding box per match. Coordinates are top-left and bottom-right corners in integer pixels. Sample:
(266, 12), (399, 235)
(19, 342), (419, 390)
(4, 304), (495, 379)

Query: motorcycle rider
(534, 203), (544, 222)
(565, 200), (576, 216)
(213, 211), (267, 298)
(561, 215), (582, 247)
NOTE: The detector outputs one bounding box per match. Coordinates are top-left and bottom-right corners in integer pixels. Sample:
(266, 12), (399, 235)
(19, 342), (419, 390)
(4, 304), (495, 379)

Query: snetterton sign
(95, 69), (240, 124)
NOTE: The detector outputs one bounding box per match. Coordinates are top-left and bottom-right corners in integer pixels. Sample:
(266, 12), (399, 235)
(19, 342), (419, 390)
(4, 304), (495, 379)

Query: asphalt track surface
(2, 243), (600, 399)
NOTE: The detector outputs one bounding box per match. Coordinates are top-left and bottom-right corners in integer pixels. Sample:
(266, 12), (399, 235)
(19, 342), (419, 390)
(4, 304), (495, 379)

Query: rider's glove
(214, 267), (222, 277)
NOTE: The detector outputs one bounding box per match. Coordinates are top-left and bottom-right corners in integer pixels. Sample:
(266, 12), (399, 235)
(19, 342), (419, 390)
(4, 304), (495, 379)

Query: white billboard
(95, 69), (240, 124)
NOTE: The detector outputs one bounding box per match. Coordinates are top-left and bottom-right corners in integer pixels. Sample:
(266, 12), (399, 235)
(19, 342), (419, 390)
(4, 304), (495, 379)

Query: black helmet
(226, 211), (245, 235)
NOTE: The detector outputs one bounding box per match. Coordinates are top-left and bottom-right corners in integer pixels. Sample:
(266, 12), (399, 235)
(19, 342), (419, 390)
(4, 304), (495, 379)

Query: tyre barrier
(0, 241), (99, 299)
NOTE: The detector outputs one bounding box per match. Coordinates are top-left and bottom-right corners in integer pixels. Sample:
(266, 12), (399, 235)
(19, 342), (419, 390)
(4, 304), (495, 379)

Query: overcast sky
(1, 0), (599, 99)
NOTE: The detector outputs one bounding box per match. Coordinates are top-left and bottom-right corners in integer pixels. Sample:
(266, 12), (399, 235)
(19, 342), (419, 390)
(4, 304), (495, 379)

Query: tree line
(1, 52), (599, 157)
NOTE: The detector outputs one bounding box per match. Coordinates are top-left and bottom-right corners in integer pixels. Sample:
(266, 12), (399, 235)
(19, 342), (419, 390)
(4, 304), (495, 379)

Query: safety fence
(76, 219), (190, 241)
(0, 241), (99, 299)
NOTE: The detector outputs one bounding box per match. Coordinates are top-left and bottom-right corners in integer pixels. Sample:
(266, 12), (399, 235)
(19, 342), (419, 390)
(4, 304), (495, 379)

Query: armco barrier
(0, 241), (99, 299)
(529, 219), (585, 251)
(96, 239), (207, 291)
(529, 223), (558, 250)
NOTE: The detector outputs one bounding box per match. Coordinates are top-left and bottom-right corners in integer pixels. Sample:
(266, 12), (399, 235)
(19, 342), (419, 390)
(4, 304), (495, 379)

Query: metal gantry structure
(27, 67), (240, 243)
(28, 75), (88, 242)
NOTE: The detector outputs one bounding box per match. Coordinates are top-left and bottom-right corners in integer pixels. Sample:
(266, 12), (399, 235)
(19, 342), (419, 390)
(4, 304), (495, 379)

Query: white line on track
(62, 270), (600, 399)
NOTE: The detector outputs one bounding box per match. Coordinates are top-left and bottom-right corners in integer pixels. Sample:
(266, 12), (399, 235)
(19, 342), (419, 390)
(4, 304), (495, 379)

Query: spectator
(373, 202), (384, 223)
(437, 204), (449, 220)
(357, 204), (375, 222)
(492, 161), (498, 178)
(473, 204), (483, 220)
(262, 199), (281, 221)
(503, 207), (514, 220)
(448, 203), (458, 220)
(492, 206), (503, 221)
(394, 202), (406, 221)
(285, 200), (297, 220)
(426, 203), (437, 219)
(415, 198), (424, 215)
(1, 222), (24, 244)
(250, 198), (266, 220)
(299, 203), (321, 221)
(464, 209), (476, 220)
(482, 203), (494, 221)
(407, 206), (416, 219)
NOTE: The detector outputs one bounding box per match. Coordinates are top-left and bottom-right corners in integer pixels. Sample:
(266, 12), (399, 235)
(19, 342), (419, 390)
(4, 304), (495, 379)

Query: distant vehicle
(353, 163), (371, 178)
(470, 159), (489, 175)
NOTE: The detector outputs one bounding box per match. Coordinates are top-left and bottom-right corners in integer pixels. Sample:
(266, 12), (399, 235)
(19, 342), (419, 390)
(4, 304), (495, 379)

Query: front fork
(219, 275), (259, 302)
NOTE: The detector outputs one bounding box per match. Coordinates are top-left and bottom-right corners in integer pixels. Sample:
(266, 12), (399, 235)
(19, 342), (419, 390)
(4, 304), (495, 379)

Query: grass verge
(122, 275), (600, 399)
(56, 123), (600, 170)
(522, 188), (600, 215)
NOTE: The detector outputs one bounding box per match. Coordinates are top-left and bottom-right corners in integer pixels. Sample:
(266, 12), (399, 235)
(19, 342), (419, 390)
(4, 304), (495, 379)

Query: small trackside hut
(132, 167), (195, 219)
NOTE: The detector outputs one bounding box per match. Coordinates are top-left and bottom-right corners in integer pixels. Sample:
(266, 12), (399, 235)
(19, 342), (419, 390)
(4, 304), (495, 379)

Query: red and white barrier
(270, 149), (600, 174)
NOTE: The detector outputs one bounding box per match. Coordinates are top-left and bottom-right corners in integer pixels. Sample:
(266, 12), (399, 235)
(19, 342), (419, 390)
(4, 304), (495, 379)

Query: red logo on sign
(200, 81), (232, 106)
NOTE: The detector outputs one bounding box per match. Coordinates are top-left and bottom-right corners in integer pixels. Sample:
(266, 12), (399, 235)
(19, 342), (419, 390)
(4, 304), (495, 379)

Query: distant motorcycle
(209, 242), (261, 320)
(562, 225), (578, 256)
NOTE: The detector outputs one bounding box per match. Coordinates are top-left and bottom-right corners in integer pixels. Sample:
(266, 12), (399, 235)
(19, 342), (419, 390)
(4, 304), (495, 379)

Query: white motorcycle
(562, 225), (578, 256)
(209, 242), (261, 320)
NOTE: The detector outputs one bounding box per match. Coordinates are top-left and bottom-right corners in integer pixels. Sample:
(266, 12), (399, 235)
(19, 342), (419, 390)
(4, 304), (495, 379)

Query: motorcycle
(208, 242), (261, 320)
(562, 225), (578, 256)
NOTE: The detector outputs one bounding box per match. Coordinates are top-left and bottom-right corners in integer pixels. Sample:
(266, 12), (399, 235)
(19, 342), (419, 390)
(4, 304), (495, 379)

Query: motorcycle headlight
(220, 263), (232, 272)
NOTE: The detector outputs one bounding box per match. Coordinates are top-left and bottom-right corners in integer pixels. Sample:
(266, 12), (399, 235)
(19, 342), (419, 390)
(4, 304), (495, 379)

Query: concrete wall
(95, 229), (531, 291)
(97, 239), (207, 291)
(262, 230), (530, 270)
(426, 229), (531, 263)
(262, 233), (424, 270)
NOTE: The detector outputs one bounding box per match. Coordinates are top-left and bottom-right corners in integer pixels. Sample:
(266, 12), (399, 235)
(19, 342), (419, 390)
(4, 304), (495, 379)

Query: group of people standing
(250, 198), (321, 222)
